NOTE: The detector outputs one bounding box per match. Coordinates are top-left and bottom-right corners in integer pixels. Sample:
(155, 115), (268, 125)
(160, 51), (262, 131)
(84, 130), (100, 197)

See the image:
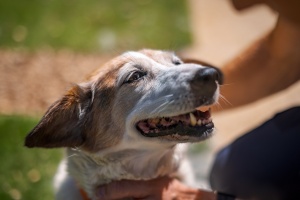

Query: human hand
(96, 176), (216, 200)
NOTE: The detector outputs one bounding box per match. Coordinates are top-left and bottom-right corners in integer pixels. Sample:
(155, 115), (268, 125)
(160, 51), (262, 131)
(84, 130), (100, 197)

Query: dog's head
(25, 49), (223, 153)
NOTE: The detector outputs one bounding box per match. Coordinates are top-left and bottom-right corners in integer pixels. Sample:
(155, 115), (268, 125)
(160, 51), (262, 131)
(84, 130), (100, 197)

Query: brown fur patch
(25, 85), (88, 148)
(25, 54), (129, 152)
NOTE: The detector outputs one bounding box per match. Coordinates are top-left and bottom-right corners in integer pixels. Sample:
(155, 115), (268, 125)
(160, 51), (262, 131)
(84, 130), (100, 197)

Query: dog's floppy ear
(182, 58), (224, 85)
(25, 84), (93, 148)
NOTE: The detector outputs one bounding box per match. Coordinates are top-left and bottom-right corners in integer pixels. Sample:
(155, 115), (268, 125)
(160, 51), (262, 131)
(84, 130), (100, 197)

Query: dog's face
(25, 49), (222, 153)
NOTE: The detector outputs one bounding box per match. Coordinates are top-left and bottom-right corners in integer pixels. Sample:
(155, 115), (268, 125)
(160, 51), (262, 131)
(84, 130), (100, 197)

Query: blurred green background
(0, 0), (191, 199)
(0, 0), (191, 52)
(0, 116), (62, 200)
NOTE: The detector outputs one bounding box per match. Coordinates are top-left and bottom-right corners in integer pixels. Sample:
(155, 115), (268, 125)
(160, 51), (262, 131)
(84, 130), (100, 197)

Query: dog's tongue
(196, 105), (211, 112)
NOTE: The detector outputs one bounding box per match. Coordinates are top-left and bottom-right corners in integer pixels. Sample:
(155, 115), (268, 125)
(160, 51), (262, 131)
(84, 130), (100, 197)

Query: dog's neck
(66, 144), (182, 199)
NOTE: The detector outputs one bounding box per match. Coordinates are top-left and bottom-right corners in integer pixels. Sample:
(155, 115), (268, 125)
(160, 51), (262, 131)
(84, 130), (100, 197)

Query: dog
(25, 49), (223, 200)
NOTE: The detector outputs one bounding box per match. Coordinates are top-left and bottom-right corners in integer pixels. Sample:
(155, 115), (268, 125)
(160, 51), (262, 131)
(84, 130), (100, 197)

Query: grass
(189, 141), (209, 154)
(0, 115), (209, 200)
(0, 115), (62, 200)
(0, 0), (191, 52)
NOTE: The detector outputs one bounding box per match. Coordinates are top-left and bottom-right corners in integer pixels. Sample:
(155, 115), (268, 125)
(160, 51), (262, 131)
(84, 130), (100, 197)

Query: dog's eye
(173, 60), (182, 65)
(124, 71), (147, 84)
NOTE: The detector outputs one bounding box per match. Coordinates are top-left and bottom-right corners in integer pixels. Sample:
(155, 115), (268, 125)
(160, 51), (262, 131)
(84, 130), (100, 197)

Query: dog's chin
(135, 106), (214, 143)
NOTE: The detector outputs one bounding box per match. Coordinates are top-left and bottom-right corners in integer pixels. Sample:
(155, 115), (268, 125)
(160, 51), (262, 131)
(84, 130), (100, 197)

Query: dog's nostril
(194, 68), (219, 84)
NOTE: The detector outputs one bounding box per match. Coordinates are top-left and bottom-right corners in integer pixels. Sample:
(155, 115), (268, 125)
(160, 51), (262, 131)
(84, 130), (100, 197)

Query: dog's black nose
(189, 67), (222, 98)
(192, 67), (223, 85)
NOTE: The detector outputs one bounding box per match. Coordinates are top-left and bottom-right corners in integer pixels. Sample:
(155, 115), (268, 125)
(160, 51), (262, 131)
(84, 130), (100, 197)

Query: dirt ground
(0, 50), (112, 116)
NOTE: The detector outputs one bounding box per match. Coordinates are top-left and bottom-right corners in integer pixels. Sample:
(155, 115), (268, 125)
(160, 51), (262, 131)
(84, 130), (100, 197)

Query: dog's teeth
(202, 118), (212, 125)
(153, 118), (160, 124)
(149, 118), (159, 124)
(196, 106), (211, 112)
(189, 113), (197, 126)
(161, 118), (167, 124)
(197, 119), (202, 126)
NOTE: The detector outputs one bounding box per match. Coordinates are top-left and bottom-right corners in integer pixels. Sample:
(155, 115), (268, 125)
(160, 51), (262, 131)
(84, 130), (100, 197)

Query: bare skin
(96, 177), (216, 200)
(218, 17), (300, 110)
(96, 0), (300, 199)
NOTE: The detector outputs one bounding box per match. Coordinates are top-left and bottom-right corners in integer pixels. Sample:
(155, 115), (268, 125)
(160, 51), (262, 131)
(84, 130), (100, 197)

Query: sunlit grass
(0, 115), (62, 200)
(0, 0), (191, 52)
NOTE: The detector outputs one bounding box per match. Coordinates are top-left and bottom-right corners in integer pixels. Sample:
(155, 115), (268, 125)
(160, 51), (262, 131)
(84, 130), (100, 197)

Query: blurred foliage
(189, 141), (209, 154)
(0, 0), (191, 52)
(0, 115), (62, 200)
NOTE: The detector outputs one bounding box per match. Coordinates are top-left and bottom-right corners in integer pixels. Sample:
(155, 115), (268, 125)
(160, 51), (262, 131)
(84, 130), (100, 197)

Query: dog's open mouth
(136, 106), (214, 141)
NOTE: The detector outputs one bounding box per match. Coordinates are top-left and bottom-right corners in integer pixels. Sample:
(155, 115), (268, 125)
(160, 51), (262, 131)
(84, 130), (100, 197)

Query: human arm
(96, 176), (216, 200)
(216, 0), (300, 110)
(216, 16), (300, 111)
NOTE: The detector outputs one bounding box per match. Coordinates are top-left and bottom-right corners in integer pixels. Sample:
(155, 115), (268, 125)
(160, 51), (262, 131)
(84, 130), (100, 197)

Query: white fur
(52, 50), (219, 200)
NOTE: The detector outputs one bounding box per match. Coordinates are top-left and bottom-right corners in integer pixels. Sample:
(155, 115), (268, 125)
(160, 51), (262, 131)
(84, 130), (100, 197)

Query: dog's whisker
(135, 94), (174, 113)
(67, 154), (78, 158)
(149, 101), (170, 115)
(71, 146), (82, 152)
(214, 101), (224, 110)
(143, 95), (174, 113)
(220, 83), (233, 87)
(219, 94), (232, 106)
(150, 100), (174, 115)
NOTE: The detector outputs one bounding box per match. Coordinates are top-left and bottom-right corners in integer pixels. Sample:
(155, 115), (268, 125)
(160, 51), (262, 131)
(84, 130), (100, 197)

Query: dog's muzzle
(136, 66), (222, 142)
